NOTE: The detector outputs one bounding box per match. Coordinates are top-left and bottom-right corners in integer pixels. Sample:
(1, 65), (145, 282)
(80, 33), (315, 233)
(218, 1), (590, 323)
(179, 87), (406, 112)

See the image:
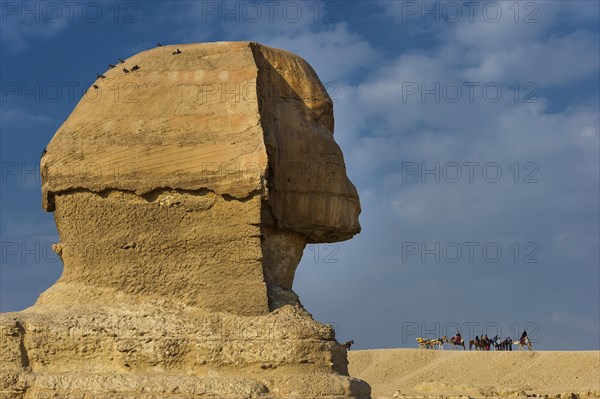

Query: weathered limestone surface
(0, 42), (368, 398)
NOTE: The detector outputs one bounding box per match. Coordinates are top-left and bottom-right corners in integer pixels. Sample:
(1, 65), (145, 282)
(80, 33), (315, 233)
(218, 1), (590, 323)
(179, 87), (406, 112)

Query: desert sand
(349, 348), (600, 398)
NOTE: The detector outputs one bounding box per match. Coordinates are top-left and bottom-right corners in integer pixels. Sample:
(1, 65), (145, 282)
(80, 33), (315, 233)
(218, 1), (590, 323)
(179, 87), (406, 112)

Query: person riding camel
(520, 330), (527, 344)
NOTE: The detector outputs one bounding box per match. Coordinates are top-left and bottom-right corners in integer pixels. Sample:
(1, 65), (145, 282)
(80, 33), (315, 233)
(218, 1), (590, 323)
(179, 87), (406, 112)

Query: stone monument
(0, 41), (370, 399)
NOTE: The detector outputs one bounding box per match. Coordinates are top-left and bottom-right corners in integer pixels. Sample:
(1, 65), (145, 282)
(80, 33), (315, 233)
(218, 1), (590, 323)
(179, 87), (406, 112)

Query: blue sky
(1, 1), (599, 350)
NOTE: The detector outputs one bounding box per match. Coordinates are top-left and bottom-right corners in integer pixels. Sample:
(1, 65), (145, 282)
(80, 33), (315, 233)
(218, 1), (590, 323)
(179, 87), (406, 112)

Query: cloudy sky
(1, 1), (598, 350)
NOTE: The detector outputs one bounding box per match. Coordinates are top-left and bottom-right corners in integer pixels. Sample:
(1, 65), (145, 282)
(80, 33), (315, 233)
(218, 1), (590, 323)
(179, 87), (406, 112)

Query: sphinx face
(251, 43), (361, 244)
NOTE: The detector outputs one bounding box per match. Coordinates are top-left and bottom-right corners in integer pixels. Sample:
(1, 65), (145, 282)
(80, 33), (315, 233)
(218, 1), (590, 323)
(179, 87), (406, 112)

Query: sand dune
(349, 348), (600, 398)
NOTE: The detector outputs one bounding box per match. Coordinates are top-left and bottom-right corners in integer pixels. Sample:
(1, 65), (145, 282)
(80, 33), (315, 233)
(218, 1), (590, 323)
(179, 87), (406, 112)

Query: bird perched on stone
(108, 64), (116, 69)
(123, 68), (130, 73)
(157, 43), (162, 47)
(93, 84), (99, 89)
(96, 73), (106, 79)
(131, 65), (140, 71)
(118, 58), (125, 64)
(172, 49), (182, 55)
(41, 148), (47, 158)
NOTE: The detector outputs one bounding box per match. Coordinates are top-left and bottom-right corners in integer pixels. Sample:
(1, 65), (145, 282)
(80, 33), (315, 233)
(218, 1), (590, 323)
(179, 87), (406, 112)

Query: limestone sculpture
(0, 41), (370, 398)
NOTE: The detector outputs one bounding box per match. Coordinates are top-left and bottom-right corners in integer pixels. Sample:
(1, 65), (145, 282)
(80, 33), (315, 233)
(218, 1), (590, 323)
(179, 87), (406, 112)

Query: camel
(513, 337), (532, 350)
(416, 337), (431, 349)
(417, 337), (444, 350)
(427, 338), (444, 350)
(442, 335), (466, 350)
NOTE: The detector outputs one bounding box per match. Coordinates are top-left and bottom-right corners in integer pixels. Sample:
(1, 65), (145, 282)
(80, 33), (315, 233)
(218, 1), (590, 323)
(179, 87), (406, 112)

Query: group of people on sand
(419, 330), (529, 351)
(470, 334), (513, 351)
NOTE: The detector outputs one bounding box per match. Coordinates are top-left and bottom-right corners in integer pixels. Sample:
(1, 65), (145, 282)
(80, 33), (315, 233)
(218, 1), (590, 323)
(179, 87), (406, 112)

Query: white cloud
(249, 23), (380, 82)
(551, 312), (599, 333)
(179, 1), (327, 43)
(0, 9), (68, 53)
(0, 105), (54, 129)
(461, 30), (599, 86)
(377, 1), (600, 87)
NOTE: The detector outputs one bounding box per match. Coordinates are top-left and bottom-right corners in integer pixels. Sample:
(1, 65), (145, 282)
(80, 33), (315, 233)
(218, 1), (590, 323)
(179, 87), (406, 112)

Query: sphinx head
(40, 42), (360, 315)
